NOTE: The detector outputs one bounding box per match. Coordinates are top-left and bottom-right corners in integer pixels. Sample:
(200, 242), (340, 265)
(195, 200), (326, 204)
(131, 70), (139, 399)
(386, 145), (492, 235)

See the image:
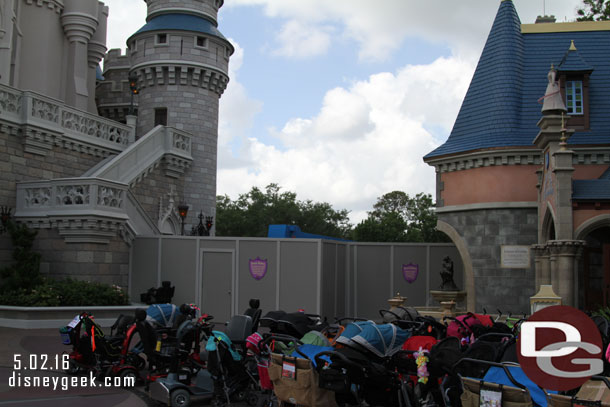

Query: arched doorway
(578, 226), (610, 311)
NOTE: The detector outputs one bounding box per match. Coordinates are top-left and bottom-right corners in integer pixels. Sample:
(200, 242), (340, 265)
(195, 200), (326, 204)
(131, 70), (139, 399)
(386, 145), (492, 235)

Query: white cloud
(271, 20), (334, 58)
(218, 40), (263, 170)
(217, 56), (474, 223)
(226, 0), (582, 62)
(102, 0), (147, 52)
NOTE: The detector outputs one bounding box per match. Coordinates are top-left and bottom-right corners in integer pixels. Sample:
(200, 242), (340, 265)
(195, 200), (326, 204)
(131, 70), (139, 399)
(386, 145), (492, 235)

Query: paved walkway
(0, 327), (152, 406)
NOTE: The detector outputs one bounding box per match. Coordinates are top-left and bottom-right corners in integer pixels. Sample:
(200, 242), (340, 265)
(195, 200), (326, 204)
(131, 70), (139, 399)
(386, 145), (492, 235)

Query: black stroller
(205, 314), (260, 406)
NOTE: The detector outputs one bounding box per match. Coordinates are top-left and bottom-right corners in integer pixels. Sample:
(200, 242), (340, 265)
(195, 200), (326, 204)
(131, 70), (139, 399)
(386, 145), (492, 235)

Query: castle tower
(128, 0), (233, 228)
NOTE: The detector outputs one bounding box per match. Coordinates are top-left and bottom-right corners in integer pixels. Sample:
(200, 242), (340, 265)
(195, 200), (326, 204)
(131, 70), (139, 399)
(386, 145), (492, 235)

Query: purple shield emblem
(249, 257), (268, 281)
(402, 263), (419, 283)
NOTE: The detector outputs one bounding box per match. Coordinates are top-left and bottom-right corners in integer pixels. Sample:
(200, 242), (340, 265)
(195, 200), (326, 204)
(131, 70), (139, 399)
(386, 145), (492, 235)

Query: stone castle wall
(439, 207), (538, 313)
(0, 130), (129, 285)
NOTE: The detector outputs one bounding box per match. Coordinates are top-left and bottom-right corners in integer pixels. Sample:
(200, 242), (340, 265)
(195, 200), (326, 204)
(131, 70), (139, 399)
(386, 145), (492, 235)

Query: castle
(424, 0), (610, 312)
(0, 0), (233, 287)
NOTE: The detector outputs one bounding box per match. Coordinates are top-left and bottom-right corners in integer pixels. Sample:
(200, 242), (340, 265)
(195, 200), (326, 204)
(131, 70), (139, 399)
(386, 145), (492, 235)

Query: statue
(541, 64), (566, 113)
(439, 256), (459, 291)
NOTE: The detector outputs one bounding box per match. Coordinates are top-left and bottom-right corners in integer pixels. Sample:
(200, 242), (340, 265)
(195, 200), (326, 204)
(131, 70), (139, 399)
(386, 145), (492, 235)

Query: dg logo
(518, 305), (604, 391)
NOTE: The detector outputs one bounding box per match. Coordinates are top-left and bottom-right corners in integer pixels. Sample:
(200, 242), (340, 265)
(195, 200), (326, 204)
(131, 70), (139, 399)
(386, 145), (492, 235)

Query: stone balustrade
(0, 83), (133, 157)
(15, 178), (130, 244)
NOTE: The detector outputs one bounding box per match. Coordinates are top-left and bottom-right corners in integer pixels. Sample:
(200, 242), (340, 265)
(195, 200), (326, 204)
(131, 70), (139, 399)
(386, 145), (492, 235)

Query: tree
(577, 0), (610, 21)
(352, 191), (450, 243)
(216, 184), (352, 238)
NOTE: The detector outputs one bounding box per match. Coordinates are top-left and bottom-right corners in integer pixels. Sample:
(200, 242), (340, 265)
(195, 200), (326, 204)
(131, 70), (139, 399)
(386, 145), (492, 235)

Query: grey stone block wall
(0, 130), (129, 286)
(131, 164), (186, 230)
(34, 229), (130, 288)
(97, 50), (132, 123)
(0, 131), (104, 207)
(439, 208), (538, 314)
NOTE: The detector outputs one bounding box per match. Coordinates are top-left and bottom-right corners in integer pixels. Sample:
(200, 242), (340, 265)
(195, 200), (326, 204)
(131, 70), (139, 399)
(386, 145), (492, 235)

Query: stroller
(260, 310), (323, 338)
(205, 314), (261, 406)
(316, 321), (412, 407)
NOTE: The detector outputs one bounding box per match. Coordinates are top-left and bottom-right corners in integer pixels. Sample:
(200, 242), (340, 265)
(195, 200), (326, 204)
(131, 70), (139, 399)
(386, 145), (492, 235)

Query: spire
(425, 0), (525, 158)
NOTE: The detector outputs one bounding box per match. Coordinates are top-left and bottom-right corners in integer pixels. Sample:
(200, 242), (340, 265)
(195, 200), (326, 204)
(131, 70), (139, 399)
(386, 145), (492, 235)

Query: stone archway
(575, 215), (610, 310)
(436, 220), (476, 311)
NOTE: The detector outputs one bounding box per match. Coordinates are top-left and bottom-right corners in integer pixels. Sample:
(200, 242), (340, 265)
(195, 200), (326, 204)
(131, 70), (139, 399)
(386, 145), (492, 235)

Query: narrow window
(566, 80), (583, 115)
(154, 108), (167, 126)
(156, 33), (167, 45)
(195, 36), (207, 48)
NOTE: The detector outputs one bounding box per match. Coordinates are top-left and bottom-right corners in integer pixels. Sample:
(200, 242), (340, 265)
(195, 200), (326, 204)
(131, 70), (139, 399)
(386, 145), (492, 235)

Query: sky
(101, 0), (584, 224)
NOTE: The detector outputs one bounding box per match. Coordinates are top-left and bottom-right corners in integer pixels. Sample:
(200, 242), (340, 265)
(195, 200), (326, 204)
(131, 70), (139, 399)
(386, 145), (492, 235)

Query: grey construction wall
(130, 237), (462, 321)
(348, 243), (463, 320)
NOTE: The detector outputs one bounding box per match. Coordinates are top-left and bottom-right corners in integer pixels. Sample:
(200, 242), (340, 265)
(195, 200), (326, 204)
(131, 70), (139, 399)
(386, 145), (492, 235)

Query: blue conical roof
(425, 0), (524, 158)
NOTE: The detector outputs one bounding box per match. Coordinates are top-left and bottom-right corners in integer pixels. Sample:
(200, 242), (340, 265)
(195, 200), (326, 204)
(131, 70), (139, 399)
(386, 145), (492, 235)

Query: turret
(126, 0), (233, 231)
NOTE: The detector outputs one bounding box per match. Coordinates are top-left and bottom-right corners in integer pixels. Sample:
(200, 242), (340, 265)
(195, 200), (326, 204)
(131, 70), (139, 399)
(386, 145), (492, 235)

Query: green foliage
(0, 278), (129, 306)
(577, 0), (610, 21)
(0, 221), (42, 292)
(593, 305), (610, 320)
(352, 191), (450, 243)
(216, 184), (352, 239)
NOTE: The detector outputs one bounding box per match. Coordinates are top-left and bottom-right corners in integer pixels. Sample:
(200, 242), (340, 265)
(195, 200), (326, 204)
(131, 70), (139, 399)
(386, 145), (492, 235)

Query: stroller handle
(259, 333), (303, 352)
(313, 350), (365, 372)
(452, 358), (526, 390)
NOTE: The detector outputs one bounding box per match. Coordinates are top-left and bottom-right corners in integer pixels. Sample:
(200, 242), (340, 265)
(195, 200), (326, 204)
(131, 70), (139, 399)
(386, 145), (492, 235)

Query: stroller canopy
(145, 304), (180, 328)
(335, 320), (375, 347)
(352, 323), (410, 358)
(206, 331), (242, 362)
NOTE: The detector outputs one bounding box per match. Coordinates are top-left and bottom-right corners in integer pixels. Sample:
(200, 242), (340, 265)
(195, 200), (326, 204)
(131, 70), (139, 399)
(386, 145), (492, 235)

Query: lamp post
(177, 202), (189, 236)
(191, 211), (214, 236)
(128, 71), (138, 115)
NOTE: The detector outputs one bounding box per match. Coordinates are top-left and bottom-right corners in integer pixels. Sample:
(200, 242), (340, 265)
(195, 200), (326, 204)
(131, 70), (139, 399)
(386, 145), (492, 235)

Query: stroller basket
(268, 353), (337, 407)
(460, 377), (533, 407)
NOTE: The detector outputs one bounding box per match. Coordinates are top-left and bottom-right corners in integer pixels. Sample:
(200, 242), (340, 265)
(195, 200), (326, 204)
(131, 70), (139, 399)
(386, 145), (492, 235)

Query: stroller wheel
(118, 368), (138, 387)
(171, 388), (191, 407)
(246, 392), (259, 406)
(65, 359), (80, 375)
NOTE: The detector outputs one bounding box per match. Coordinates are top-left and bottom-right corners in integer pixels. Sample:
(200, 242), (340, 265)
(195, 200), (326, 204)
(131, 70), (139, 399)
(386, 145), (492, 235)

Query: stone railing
(15, 178), (130, 244)
(90, 125), (193, 186)
(0, 84), (133, 157)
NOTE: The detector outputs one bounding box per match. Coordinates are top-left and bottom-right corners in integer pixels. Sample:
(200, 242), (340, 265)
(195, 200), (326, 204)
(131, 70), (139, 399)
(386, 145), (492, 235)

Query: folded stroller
(260, 310), (322, 338)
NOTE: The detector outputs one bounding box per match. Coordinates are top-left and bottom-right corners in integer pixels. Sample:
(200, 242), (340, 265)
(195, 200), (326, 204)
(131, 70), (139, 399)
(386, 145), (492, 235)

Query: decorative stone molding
(130, 61), (230, 96)
(545, 240), (586, 257)
(427, 148), (542, 174)
(572, 147), (610, 165)
(436, 201), (537, 213)
(23, 0), (63, 14)
(14, 178), (129, 244)
(425, 147), (610, 173)
(0, 84), (132, 157)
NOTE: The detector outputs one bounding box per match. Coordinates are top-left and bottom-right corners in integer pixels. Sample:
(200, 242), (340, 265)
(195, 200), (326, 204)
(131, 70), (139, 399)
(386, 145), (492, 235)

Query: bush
(0, 278), (129, 306)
